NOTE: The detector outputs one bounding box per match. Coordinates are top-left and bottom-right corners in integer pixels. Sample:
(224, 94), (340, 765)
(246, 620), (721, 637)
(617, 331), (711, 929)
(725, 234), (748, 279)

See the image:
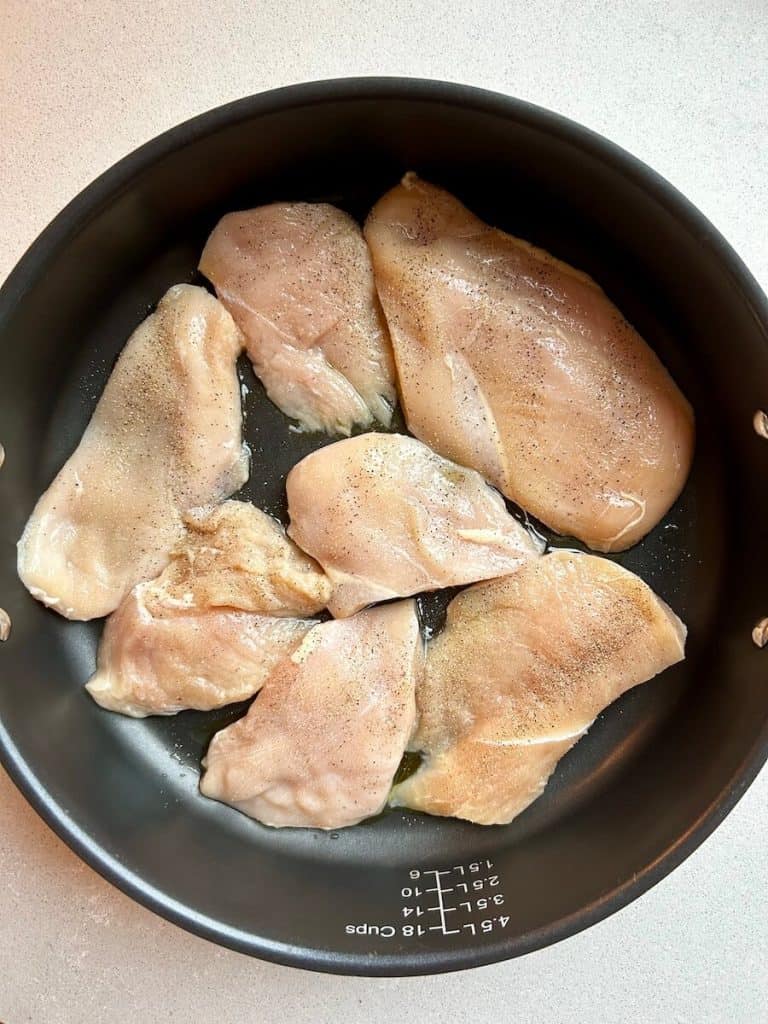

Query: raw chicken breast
(365, 174), (695, 551)
(286, 433), (543, 618)
(391, 550), (686, 825)
(147, 500), (331, 617)
(200, 202), (396, 434)
(86, 500), (328, 717)
(200, 601), (422, 829)
(86, 596), (312, 718)
(18, 285), (248, 620)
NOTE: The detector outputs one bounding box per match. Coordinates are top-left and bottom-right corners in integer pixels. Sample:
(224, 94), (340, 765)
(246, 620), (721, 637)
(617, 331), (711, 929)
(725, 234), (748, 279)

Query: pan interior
(0, 84), (766, 974)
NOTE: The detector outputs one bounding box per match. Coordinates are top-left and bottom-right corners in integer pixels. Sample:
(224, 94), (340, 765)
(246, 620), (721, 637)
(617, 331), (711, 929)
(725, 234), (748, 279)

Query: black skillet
(0, 79), (766, 977)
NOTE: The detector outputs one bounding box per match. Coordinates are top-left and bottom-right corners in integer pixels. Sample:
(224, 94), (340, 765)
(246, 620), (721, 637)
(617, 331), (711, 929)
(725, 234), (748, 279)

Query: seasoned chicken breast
(18, 285), (248, 620)
(86, 597), (312, 718)
(200, 601), (422, 829)
(286, 433), (543, 618)
(200, 202), (396, 435)
(147, 500), (331, 617)
(86, 500), (328, 717)
(391, 550), (686, 825)
(365, 174), (694, 551)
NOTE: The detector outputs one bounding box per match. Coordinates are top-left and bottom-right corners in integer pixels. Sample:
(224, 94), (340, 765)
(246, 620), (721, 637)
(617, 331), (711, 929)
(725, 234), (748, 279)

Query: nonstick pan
(0, 79), (766, 977)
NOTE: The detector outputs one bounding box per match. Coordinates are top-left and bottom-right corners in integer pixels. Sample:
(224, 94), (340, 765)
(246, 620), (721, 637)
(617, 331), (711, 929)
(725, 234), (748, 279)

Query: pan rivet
(754, 411), (768, 439)
(0, 609), (10, 643)
(752, 618), (768, 649)
(0, 442), (4, 470)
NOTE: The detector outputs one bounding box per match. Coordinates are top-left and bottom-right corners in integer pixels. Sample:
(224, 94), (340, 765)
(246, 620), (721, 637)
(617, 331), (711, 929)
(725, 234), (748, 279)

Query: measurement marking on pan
(344, 859), (509, 941)
(424, 869), (460, 934)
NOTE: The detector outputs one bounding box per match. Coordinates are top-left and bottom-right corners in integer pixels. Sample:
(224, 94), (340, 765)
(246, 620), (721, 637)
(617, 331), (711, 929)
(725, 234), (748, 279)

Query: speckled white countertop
(1, 2), (766, 1021)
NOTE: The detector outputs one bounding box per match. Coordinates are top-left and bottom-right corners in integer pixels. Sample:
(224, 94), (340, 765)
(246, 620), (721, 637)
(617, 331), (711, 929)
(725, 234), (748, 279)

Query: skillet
(0, 78), (767, 976)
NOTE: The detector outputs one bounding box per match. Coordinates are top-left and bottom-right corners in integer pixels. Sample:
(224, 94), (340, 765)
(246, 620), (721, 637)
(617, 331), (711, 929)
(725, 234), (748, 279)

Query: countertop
(1, 2), (766, 1021)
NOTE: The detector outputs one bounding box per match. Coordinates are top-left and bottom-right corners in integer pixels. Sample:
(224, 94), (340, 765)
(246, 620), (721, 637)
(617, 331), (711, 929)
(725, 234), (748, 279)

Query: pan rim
(1, 76), (767, 977)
